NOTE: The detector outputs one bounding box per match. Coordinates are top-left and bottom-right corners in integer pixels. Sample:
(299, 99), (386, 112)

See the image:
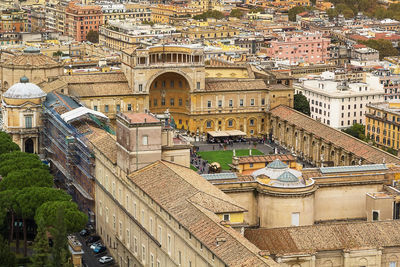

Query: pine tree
(31, 227), (51, 267)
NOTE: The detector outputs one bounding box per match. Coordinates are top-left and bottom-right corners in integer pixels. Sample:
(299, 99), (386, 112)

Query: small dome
(3, 77), (46, 99)
(23, 46), (40, 54)
(267, 159), (288, 169)
(277, 171), (299, 182)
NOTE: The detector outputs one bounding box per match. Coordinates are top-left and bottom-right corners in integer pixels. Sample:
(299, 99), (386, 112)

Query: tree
(230, 9), (243, 18)
(0, 132), (20, 155)
(86, 30), (99, 43)
(294, 93), (311, 116)
(0, 235), (16, 267)
(49, 208), (70, 267)
(363, 39), (399, 60)
(31, 227), (51, 267)
(193, 10), (224, 20)
(342, 123), (367, 141)
(288, 6), (307, 21)
(15, 187), (71, 256)
(326, 8), (339, 19)
(35, 201), (87, 234)
(0, 151), (47, 177)
(52, 51), (63, 57)
(0, 168), (53, 191)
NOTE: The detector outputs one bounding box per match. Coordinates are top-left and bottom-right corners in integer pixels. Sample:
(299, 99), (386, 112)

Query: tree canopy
(229, 9), (243, 18)
(342, 123), (367, 141)
(86, 30), (99, 43)
(193, 10), (224, 20)
(35, 201), (87, 234)
(0, 168), (53, 191)
(0, 132), (20, 155)
(0, 151), (47, 177)
(360, 39), (399, 60)
(288, 6), (313, 21)
(294, 93), (311, 116)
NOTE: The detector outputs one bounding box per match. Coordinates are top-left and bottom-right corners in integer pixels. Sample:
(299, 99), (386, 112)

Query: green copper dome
(277, 171), (299, 182)
(267, 159), (288, 169)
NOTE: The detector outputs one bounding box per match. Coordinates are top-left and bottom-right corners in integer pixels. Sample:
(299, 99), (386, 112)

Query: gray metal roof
(277, 171), (299, 182)
(3, 77), (46, 99)
(201, 173), (238, 180)
(267, 159), (288, 169)
(320, 164), (388, 174)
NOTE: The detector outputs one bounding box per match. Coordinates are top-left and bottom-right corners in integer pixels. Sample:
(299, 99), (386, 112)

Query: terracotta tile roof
(60, 73), (131, 97)
(237, 154), (295, 164)
(245, 220), (400, 256)
(86, 126), (117, 164)
(270, 105), (400, 165)
(4, 54), (60, 67)
(128, 161), (273, 266)
(205, 79), (267, 92)
(122, 113), (160, 124)
(40, 79), (68, 93)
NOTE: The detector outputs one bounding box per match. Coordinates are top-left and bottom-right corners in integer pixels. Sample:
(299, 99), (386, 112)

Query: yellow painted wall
(217, 212), (244, 223)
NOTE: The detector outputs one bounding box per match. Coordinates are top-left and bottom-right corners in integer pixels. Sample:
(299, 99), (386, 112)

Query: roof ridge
(189, 191), (246, 212)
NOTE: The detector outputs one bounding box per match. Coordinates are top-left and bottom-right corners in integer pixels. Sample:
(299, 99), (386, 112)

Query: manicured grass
(197, 149), (263, 170)
(190, 164), (198, 171)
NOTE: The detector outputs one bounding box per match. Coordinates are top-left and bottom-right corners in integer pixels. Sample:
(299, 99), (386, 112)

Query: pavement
(75, 234), (117, 267)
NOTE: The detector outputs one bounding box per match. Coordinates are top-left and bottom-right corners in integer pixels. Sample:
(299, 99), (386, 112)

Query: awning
(207, 130), (246, 137)
(61, 106), (108, 123)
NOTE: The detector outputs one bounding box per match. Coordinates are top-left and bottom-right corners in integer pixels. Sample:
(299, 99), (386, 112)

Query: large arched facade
(148, 72), (191, 130)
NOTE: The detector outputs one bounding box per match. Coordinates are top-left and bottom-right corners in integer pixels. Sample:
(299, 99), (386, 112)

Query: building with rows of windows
(295, 71), (385, 129)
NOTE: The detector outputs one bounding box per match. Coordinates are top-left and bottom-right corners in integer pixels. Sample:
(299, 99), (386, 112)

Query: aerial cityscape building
(1, 0), (400, 266)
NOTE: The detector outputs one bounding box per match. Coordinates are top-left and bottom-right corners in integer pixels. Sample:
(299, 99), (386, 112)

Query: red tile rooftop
(122, 113), (160, 124)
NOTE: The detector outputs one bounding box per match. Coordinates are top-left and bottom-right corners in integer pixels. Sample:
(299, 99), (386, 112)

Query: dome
(267, 159), (288, 169)
(277, 171), (299, 182)
(23, 46), (40, 54)
(3, 76), (46, 99)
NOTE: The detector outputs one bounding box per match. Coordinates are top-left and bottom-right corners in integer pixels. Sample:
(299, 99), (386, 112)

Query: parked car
(94, 245), (107, 254)
(86, 235), (101, 245)
(90, 241), (102, 250)
(79, 229), (90, 237)
(99, 256), (113, 264)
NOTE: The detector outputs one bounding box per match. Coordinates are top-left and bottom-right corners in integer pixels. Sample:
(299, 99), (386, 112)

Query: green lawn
(197, 149), (263, 170)
(190, 164), (198, 171)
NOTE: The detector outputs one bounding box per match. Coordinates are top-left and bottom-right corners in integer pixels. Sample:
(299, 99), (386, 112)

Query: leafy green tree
(49, 208), (70, 267)
(52, 51), (63, 57)
(0, 168), (53, 191)
(15, 187), (71, 256)
(86, 30), (99, 43)
(288, 6), (307, 21)
(361, 39), (399, 60)
(342, 123), (367, 141)
(31, 227), (51, 267)
(35, 201), (87, 234)
(0, 235), (16, 267)
(0, 132), (20, 155)
(0, 151), (47, 177)
(294, 93), (311, 116)
(230, 9), (243, 18)
(193, 10), (224, 20)
(326, 8), (339, 19)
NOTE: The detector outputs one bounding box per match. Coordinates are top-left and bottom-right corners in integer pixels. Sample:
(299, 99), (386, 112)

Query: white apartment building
(295, 71), (385, 129)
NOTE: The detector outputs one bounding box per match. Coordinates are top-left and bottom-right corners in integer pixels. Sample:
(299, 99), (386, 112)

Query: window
(134, 236), (138, 254)
(240, 99), (244, 106)
(150, 253), (154, 267)
(127, 104), (132, 111)
(142, 245), (146, 263)
(218, 100), (222, 107)
(149, 217), (153, 235)
(179, 98), (182, 106)
(116, 104), (120, 112)
(178, 251), (182, 266)
(167, 235), (171, 255)
(119, 221), (122, 237)
(158, 226), (162, 244)
(373, 211), (379, 221)
(196, 82), (200, 89)
(229, 99), (233, 107)
(250, 119), (254, 126)
(153, 99), (157, 106)
(207, 101), (212, 108)
(161, 97), (165, 106)
(206, 121), (211, 128)
(113, 215), (116, 229)
(170, 98), (174, 106)
(250, 99), (255, 106)
(133, 201), (137, 218)
(390, 262), (397, 267)
(141, 209), (145, 224)
(25, 116), (33, 129)
(105, 105), (109, 113)
(94, 105), (98, 111)
(106, 208), (109, 223)
(223, 214), (230, 221)
(170, 81), (174, 88)
(228, 120), (233, 127)
(139, 84), (143, 91)
(291, 212), (300, 226)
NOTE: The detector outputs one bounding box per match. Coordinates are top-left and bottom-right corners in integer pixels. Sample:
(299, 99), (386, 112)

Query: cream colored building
(0, 48), (63, 93)
(1, 76), (46, 153)
(92, 112), (277, 267)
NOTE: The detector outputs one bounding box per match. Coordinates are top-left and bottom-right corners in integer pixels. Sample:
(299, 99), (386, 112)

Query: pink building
(262, 32), (330, 64)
